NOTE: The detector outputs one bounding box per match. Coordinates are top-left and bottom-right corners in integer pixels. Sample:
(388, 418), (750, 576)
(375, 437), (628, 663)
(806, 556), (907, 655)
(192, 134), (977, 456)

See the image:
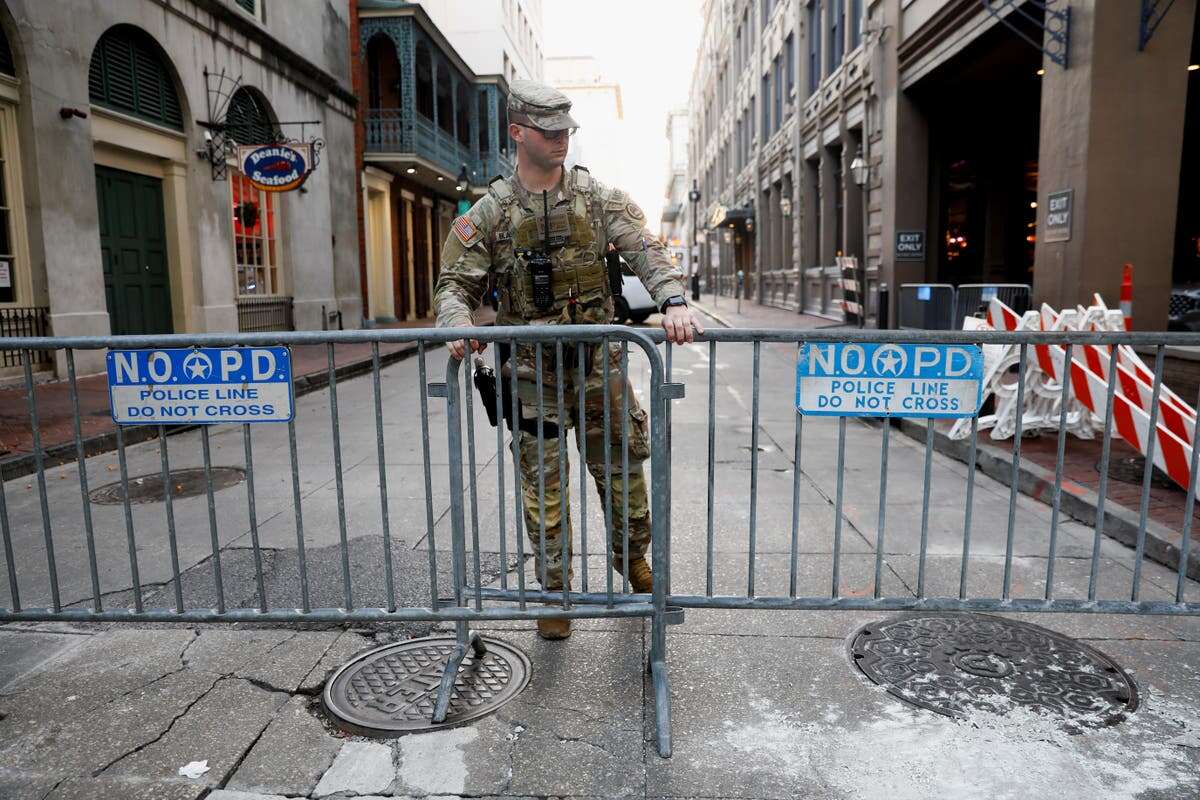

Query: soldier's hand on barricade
(447, 324), (487, 360)
(661, 305), (704, 345)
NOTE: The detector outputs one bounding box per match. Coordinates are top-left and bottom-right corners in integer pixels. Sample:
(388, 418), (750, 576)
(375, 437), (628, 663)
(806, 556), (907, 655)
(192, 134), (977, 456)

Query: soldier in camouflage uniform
(434, 80), (703, 639)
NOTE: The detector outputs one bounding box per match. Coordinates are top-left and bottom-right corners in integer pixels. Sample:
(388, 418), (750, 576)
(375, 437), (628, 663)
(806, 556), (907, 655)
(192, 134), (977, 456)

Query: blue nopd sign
(795, 342), (983, 418)
(237, 144), (313, 192)
(106, 347), (294, 424)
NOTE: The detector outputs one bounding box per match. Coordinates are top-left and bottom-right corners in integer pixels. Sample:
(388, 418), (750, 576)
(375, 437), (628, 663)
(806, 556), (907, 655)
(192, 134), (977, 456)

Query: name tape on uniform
(795, 342), (983, 418)
(107, 347), (294, 425)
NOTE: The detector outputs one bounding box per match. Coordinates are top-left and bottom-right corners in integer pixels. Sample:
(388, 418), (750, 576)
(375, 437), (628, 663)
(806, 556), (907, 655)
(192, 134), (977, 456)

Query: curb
(0, 342), (420, 482)
(690, 300), (736, 329)
(896, 418), (1200, 583)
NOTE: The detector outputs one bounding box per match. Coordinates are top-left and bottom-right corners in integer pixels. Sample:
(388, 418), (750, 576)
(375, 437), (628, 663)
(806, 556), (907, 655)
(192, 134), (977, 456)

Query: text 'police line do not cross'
(107, 346), (294, 425)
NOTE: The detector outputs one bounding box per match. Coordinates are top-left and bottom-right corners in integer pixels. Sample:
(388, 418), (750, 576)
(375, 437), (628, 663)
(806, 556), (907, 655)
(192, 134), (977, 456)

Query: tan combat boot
(615, 557), (653, 594)
(537, 615), (572, 640)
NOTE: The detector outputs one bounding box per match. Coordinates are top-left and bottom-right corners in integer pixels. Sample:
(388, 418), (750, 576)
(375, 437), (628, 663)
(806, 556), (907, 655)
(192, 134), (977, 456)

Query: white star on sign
(873, 346), (905, 376)
(182, 352), (213, 380)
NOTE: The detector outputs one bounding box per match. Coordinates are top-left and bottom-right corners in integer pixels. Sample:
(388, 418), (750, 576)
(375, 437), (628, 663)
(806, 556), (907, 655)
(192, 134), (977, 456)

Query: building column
(781, 171), (795, 305)
(875, 0), (927, 327)
(161, 161), (199, 333)
(819, 146), (838, 265)
(1034, 0), (1196, 329)
(771, 180), (783, 272)
(759, 185), (774, 301)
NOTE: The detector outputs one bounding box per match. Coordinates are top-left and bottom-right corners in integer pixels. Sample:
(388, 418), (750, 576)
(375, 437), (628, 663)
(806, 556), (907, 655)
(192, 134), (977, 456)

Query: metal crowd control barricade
(5, 324), (1200, 761)
(0, 325), (676, 756)
(898, 283), (957, 330)
(954, 284), (1031, 326)
(637, 326), (1200, 617)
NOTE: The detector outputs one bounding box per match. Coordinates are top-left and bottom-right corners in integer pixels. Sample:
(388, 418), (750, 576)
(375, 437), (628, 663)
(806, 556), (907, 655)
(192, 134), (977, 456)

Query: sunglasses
(514, 123), (575, 141)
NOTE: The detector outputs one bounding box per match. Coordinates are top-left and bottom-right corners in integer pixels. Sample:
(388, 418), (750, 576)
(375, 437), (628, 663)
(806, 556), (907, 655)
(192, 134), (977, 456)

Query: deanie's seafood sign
(237, 143), (313, 192)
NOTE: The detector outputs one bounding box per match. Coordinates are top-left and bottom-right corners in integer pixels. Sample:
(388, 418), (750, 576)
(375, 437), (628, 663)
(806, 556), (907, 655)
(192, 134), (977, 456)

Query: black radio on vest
(528, 189), (554, 311)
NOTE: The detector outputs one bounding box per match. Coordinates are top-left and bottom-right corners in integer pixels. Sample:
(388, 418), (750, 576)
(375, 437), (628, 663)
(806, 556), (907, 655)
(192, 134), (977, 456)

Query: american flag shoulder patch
(452, 215), (479, 246)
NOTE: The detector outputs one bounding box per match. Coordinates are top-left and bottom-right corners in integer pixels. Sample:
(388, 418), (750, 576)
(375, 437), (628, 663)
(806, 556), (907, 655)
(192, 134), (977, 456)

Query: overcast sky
(543, 0), (703, 225)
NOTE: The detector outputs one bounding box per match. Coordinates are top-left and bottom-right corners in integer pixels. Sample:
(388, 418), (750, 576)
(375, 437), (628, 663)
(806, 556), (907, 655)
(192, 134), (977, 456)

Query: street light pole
(688, 179), (701, 302)
(850, 145), (870, 329)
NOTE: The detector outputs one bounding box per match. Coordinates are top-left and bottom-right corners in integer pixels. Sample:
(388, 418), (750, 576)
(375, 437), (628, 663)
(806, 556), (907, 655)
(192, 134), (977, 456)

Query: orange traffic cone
(1119, 263), (1133, 331)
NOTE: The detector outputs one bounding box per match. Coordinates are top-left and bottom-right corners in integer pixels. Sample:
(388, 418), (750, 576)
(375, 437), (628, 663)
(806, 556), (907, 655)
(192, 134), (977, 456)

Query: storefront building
(688, 0), (1199, 330)
(0, 0), (360, 377)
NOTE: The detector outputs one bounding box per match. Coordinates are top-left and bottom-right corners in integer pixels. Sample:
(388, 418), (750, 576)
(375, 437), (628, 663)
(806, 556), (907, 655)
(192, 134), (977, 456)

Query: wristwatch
(660, 295), (687, 313)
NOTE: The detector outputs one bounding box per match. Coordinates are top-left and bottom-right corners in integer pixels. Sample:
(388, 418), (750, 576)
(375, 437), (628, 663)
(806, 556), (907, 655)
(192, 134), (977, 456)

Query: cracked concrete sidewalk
(1, 311), (1200, 799)
(2, 614), (1199, 800)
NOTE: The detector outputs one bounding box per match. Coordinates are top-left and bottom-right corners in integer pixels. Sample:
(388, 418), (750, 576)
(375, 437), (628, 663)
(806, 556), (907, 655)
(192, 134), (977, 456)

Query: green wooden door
(96, 166), (172, 335)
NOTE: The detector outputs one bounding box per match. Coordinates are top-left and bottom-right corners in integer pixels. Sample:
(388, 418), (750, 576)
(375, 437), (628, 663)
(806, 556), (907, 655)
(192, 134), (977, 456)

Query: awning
(721, 207), (755, 231)
(708, 205), (754, 229)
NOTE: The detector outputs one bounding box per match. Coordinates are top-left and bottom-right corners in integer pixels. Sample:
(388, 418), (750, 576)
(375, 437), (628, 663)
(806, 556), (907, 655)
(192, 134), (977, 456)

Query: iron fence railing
(0, 306), (51, 367)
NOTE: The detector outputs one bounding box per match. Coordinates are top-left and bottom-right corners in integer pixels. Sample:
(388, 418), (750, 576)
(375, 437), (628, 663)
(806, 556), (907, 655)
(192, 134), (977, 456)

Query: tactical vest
(488, 166), (611, 321)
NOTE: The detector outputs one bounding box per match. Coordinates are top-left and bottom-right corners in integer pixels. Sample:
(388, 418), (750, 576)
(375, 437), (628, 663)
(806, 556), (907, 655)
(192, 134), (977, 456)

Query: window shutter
(87, 49), (104, 98)
(235, 0), (257, 14)
(101, 37), (138, 114)
(88, 27), (183, 130)
(226, 88), (277, 145)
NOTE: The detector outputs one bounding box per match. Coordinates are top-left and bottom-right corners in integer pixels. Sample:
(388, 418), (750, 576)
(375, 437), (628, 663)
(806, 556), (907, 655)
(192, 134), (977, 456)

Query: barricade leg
(432, 621), (488, 724)
(648, 364), (672, 757)
(431, 355), (481, 723)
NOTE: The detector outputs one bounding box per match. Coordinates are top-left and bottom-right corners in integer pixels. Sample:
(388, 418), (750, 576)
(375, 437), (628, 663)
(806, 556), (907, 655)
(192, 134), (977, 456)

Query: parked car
(1169, 287), (1200, 332)
(614, 267), (656, 324)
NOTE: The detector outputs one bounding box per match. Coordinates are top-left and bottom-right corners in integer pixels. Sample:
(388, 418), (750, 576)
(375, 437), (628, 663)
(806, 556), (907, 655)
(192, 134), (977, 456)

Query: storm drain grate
(849, 612), (1137, 729)
(323, 636), (531, 736)
(89, 467), (245, 504)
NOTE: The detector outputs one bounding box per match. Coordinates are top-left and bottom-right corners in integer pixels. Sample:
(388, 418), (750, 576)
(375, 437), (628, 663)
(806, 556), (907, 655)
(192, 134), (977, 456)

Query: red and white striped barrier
(1043, 303), (1196, 444)
(1049, 338), (1193, 491)
(977, 297), (1197, 491)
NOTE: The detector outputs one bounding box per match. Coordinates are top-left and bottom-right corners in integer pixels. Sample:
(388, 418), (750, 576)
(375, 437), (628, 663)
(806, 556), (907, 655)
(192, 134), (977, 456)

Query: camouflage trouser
(510, 342), (651, 591)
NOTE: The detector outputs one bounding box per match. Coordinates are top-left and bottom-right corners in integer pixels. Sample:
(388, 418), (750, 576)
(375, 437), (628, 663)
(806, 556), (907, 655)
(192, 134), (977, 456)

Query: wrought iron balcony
(366, 108), (513, 184)
(477, 150), (514, 182)
(412, 114), (474, 177)
(360, 12), (514, 187)
(365, 108), (405, 152)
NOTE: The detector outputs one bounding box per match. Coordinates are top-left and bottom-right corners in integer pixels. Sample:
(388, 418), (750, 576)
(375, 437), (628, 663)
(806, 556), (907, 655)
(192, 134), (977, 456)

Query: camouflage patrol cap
(507, 79), (580, 132)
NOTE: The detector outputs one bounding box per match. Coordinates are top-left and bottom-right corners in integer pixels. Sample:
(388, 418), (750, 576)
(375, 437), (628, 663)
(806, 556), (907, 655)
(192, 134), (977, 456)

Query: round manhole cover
(89, 467), (245, 504)
(849, 612), (1137, 728)
(1101, 455), (1178, 491)
(323, 636), (531, 736)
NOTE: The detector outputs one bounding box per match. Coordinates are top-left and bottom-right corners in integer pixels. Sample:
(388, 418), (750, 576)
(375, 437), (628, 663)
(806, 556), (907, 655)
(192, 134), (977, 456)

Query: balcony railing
(365, 108), (513, 183)
(0, 306), (52, 368)
(413, 114), (474, 177)
(478, 150), (514, 181)
(365, 108), (406, 152)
